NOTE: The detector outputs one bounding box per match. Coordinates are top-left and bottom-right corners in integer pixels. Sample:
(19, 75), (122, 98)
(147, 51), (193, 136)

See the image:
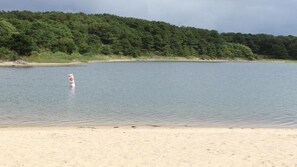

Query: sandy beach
(0, 127), (296, 167)
(0, 61), (83, 67)
(0, 58), (247, 67)
(0, 58), (295, 67)
(0, 59), (225, 67)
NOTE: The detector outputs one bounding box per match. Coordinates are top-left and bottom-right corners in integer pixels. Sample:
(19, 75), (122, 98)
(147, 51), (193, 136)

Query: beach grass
(9, 51), (297, 64)
(23, 51), (135, 63)
(22, 51), (223, 63)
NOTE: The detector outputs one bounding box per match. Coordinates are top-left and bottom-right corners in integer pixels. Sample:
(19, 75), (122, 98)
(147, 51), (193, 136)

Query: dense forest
(0, 11), (297, 61)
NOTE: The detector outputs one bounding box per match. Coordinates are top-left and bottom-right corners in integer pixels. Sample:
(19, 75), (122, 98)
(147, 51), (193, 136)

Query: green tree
(101, 45), (112, 55)
(0, 47), (18, 61)
(9, 33), (34, 56)
(1, 11), (297, 61)
(0, 19), (18, 47)
(287, 42), (297, 59)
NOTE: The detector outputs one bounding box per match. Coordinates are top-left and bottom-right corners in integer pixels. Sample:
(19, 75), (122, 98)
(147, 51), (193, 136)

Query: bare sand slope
(0, 61), (82, 67)
(0, 127), (296, 167)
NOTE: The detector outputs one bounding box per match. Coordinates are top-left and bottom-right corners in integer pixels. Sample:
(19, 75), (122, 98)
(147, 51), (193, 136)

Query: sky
(0, 0), (296, 36)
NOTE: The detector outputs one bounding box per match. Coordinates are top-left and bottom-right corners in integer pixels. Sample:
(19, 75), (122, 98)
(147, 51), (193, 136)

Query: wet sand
(0, 127), (296, 167)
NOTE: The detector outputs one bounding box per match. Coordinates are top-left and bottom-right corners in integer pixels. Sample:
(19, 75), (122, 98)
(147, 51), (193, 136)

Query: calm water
(0, 62), (297, 128)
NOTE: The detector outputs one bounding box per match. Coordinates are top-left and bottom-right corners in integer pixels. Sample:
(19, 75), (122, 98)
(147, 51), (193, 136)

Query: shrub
(101, 45), (112, 55)
(0, 47), (18, 61)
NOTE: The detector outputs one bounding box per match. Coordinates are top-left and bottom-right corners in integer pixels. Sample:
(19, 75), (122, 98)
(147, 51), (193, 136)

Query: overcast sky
(0, 0), (296, 36)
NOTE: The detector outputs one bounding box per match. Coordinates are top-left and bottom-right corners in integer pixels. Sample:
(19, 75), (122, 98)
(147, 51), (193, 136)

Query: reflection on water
(1, 62), (297, 127)
(69, 87), (75, 97)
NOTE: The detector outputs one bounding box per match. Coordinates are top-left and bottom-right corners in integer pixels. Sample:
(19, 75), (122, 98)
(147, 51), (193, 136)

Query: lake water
(1, 62), (297, 128)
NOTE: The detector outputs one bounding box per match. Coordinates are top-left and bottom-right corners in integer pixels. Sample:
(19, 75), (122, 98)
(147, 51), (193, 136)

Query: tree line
(0, 11), (296, 61)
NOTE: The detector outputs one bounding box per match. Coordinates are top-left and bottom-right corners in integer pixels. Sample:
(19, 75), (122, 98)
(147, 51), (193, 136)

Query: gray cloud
(0, 0), (296, 35)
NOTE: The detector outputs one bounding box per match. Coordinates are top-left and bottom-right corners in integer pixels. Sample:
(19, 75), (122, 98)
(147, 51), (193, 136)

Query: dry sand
(0, 127), (296, 167)
(0, 61), (82, 67)
(0, 58), (295, 67)
(0, 59), (230, 67)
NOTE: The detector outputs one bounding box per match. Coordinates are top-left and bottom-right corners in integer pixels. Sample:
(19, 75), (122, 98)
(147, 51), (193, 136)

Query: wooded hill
(1, 11), (297, 61)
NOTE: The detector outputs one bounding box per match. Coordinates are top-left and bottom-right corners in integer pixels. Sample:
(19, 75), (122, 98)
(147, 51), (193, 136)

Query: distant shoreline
(0, 57), (296, 67)
(0, 61), (82, 67)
